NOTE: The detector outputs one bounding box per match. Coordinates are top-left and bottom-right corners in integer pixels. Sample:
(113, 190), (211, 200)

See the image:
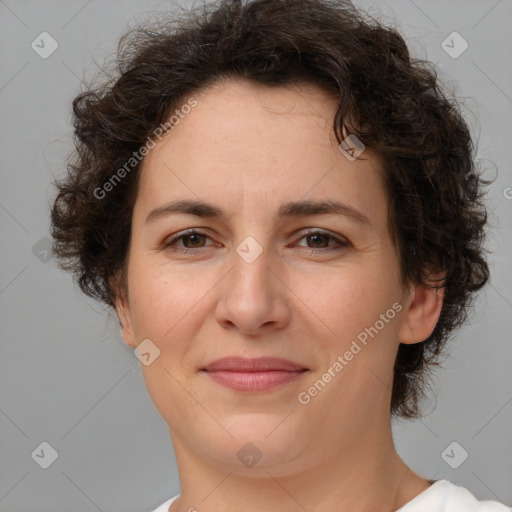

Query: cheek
(295, 266), (396, 342)
(126, 241), (402, 347)
(126, 256), (221, 345)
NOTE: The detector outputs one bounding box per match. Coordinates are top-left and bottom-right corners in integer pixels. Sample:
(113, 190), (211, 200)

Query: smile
(201, 369), (308, 392)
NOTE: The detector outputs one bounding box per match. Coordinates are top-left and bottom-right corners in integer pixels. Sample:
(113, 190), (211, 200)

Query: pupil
(310, 234), (327, 247)
(187, 234), (202, 247)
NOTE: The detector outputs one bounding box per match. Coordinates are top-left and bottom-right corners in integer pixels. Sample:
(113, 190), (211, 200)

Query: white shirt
(150, 480), (512, 512)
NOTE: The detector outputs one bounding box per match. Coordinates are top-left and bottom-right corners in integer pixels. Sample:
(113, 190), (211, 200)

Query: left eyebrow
(145, 199), (372, 226)
(278, 199), (372, 226)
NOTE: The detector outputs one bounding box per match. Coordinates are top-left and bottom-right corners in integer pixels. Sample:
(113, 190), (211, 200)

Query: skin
(114, 79), (444, 512)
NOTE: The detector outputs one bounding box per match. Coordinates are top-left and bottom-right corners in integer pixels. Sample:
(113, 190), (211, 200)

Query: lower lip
(203, 370), (307, 392)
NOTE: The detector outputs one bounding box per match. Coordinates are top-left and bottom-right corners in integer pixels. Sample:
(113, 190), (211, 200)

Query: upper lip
(201, 357), (308, 372)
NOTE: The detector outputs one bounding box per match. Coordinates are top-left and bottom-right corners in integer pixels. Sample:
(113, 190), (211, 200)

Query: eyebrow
(145, 199), (372, 226)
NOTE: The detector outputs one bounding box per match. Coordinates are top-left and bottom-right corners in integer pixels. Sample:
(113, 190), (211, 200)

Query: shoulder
(149, 486), (512, 512)
(444, 480), (512, 512)
(398, 480), (511, 512)
(149, 494), (180, 512)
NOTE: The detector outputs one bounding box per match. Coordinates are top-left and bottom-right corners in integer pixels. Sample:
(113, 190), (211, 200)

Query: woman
(50, 0), (510, 511)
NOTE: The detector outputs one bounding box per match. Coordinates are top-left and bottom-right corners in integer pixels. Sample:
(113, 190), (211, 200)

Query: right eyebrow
(145, 199), (227, 224)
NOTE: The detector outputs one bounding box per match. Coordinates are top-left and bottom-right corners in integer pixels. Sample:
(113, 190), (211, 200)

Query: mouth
(200, 357), (309, 392)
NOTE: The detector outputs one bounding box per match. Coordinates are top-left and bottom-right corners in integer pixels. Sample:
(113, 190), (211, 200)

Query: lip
(202, 357), (307, 372)
(200, 357), (309, 392)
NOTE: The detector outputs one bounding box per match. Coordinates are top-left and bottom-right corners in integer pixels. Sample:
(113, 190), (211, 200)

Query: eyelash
(162, 229), (350, 255)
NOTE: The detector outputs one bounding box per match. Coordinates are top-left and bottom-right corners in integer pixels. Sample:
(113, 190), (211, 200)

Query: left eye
(162, 229), (350, 254)
(294, 231), (350, 251)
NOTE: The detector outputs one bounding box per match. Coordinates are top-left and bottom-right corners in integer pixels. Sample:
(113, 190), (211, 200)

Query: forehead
(135, 78), (387, 225)
(156, 78), (342, 160)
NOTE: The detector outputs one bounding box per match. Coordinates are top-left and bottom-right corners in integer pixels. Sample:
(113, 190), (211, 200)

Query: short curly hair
(50, 0), (491, 418)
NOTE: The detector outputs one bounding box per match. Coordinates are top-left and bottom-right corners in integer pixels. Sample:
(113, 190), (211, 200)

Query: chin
(202, 415), (306, 469)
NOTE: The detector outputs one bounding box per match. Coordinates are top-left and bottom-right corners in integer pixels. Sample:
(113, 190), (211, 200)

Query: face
(115, 79), (441, 477)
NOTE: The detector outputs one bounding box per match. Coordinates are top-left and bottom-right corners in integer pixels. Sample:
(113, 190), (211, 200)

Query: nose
(215, 241), (291, 336)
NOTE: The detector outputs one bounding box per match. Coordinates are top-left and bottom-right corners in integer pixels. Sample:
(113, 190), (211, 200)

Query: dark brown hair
(50, 0), (491, 418)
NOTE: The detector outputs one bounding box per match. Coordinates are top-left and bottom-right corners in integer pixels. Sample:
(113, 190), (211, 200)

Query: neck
(168, 421), (431, 512)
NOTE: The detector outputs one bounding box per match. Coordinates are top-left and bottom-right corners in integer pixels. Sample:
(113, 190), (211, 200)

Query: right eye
(162, 229), (216, 254)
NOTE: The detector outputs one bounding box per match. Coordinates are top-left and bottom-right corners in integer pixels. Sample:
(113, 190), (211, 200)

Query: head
(51, 0), (489, 470)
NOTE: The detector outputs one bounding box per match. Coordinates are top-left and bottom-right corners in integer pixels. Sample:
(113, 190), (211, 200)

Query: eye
(161, 229), (350, 255)
(162, 229), (215, 254)
(293, 230), (350, 253)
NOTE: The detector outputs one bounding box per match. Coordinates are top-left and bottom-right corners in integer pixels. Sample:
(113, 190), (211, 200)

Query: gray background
(0, 0), (511, 511)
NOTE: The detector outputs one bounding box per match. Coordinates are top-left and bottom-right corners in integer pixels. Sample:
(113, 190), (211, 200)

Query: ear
(398, 277), (445, 345)
(110, 276), (137, 349)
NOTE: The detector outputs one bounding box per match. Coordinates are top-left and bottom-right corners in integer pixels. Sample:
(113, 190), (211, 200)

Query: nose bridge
(229, 233), (275, 300)
(215, 231), (290, 334)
